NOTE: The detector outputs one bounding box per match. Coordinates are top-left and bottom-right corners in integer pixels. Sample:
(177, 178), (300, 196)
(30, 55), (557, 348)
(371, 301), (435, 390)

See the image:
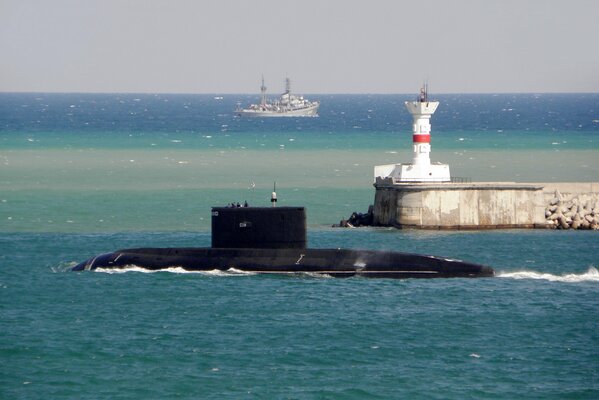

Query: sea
(1, 92), (598, 399)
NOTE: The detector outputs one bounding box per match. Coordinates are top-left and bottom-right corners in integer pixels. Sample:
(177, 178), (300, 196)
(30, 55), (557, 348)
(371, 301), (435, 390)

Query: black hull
(72, 247), (494, 278)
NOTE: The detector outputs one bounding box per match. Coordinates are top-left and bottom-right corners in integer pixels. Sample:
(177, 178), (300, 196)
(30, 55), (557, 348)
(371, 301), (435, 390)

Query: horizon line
(2, 90), (598, 96)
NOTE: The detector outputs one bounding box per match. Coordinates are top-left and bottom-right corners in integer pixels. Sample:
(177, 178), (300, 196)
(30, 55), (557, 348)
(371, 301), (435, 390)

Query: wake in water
(93, 265), (333, 278)
(94, 266), (256, 276)
(52, 262), (79, 273)
(62, 262), (598, 282)
(498, 266), (599, 283)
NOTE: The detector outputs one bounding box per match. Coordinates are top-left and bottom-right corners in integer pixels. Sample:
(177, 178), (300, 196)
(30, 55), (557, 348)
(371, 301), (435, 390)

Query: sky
(1, 0), (598, 94)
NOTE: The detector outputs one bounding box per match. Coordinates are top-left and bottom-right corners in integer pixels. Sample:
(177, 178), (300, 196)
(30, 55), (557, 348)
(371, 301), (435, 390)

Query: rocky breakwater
(545, 190), (599, 230)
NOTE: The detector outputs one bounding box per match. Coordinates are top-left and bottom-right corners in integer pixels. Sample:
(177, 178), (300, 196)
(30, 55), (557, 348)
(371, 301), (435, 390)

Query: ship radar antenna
(285, 77), (291, 94)
(271, 181), (277, 207)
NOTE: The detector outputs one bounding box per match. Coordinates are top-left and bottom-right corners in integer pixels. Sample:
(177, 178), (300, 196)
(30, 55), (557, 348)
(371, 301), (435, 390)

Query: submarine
(73, 200), (495, 278)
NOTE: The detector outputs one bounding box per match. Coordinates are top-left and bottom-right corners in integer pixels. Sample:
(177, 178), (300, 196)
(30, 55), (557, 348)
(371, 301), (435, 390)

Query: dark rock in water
(336, 205), (374, 227)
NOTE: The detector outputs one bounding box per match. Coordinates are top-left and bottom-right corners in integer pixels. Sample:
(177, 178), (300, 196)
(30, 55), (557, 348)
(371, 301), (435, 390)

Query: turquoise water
(1, 93), (598, 398)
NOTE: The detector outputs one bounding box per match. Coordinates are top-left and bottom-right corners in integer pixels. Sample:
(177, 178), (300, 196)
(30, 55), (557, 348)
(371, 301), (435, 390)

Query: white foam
(199, 268), (256, 276)
(225, 268), (256, 275)
(93, 266), (255, 276)
(297, 271), (333, 279)
(52, 262), (79, 273)
(93, 267), (333, 279)
(95, 266), (164, 274)
(498, 266), (599, 283)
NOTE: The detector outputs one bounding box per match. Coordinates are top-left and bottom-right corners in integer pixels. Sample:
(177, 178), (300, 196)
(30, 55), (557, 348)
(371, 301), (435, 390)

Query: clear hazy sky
(1, 0), (598, 94)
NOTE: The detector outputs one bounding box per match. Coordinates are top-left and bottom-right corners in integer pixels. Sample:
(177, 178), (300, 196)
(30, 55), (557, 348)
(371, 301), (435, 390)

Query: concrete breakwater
(372, 180), (599, 230)
(543, 183), (599, 230)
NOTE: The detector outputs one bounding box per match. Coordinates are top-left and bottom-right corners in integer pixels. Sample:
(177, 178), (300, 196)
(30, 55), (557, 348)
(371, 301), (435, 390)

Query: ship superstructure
(237, 77), (319, 117)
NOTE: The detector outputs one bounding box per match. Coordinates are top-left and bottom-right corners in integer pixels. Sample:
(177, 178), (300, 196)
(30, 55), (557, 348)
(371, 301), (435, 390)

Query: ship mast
(260, 75), (267, 107)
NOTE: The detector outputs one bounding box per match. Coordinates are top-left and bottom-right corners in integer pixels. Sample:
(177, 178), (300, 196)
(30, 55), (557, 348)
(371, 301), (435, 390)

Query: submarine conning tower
(211, 206), (307, 249)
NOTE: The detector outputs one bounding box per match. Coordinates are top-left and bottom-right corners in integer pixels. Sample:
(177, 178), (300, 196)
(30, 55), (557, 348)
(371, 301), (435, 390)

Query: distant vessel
(236, 77), (319, 117)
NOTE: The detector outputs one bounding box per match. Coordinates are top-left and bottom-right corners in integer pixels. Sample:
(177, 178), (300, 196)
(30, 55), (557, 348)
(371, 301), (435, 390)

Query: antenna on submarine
(271, 181), (277, 207)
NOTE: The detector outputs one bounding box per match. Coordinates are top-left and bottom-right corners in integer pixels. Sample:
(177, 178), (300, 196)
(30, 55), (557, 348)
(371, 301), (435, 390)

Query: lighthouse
(374, 85), (450, 183)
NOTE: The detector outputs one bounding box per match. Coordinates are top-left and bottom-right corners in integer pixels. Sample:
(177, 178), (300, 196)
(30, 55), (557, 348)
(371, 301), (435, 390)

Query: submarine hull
(72, 247), (494, 278)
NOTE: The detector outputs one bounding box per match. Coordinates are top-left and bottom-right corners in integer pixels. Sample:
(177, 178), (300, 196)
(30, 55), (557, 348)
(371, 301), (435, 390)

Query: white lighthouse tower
(374, 85), (450, 183)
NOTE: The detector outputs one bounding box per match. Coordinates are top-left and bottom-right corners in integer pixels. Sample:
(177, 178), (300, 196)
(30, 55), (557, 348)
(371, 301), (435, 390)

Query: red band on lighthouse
(413, 134), (431, 143)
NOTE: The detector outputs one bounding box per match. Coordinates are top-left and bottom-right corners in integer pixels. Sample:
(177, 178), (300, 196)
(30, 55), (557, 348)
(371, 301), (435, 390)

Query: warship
(236, 77), (319, 117)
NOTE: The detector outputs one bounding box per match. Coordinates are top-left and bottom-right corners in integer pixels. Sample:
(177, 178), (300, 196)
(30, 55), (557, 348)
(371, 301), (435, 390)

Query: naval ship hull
(72, 247), (494, 278)
(237, 103), (319, 117)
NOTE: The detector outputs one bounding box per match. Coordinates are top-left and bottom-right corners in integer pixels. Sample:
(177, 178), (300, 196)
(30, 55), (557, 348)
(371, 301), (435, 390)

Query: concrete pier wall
(373, 180), (599, 230)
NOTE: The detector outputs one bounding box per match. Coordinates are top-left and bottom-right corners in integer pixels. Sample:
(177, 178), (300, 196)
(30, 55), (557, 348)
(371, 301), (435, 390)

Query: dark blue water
(1, 93), (598, 398)
(2, 93), (598, 149)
